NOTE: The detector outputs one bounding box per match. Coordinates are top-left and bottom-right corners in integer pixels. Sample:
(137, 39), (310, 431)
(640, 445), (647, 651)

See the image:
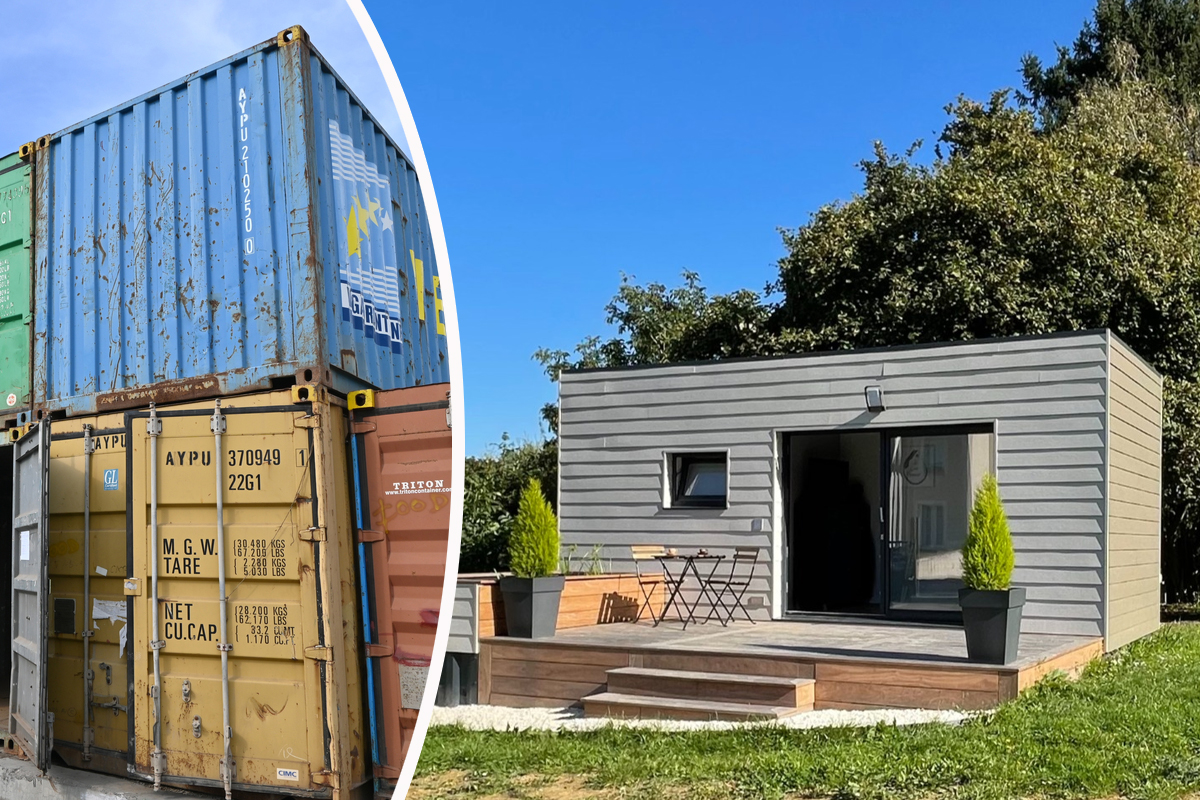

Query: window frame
(664, 450), (730, 509)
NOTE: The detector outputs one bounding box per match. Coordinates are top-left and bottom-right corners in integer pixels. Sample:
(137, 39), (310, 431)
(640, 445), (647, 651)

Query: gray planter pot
(499, 575), (566, 639)
(959, 587), (1026, 665)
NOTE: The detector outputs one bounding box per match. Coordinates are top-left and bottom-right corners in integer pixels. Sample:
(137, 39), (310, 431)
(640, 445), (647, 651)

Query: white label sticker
(5, 393), (15, 407)
(19, 531), (28, 561)
(95, 565), (108, 576)
(276, 768), (300, 782)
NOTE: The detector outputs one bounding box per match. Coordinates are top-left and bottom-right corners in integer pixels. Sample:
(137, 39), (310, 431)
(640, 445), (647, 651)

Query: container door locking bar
(81, 425), (94, 761)
(147, 405), (165, 790)
(211, 400), (235, 800)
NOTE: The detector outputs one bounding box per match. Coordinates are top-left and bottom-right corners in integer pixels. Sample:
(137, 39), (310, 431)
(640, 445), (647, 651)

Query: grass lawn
(414, 623), (1200, 800)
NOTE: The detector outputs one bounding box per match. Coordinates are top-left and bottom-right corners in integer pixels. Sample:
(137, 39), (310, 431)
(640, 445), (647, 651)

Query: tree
(1022, 0), (1200, 126)
(507, 479), (560, 579)
(776, 84), (1200, 365)
(460, 435), (558, 573)
(534, 271), (779, 380)
(962, 474), (1016, 591)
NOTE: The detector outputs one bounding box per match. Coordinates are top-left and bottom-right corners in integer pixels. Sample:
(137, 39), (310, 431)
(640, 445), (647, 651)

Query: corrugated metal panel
(1104, 334), (1162, 650)
(0, 152), (33, 421)
(354, 383), (451, 782)
(33, 28), (448, 419)
(45, 411), (130, 775)
(124, 388), (362, 796)
(557, 331), (1115, 638)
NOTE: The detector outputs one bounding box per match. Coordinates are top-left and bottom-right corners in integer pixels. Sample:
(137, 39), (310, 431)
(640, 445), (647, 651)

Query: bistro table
(653, 551), (727, 629)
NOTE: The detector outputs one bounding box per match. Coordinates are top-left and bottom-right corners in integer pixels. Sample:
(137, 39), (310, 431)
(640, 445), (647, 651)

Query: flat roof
(560, 328), (1161, 380)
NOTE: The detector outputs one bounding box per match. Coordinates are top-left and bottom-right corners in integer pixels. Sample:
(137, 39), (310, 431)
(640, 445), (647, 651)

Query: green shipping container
(0, 151), (31, 421)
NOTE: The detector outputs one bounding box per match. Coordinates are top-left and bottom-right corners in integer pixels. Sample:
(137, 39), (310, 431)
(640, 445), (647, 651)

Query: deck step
(583, 691), (808, 721)
(606, 666), (815, 707)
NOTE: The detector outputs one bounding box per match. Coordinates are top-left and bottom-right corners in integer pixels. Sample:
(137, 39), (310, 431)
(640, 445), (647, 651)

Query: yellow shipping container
(16, 388), (367, 799)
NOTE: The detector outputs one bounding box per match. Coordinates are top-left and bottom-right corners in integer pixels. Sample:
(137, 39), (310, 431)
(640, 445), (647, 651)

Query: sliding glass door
(885, 430), (995, 616)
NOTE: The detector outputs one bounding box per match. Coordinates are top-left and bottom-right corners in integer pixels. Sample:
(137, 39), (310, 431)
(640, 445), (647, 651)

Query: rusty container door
(46, 413), (131, 776)
(127, 389), (365, 797)
(350, 384), (451, 782)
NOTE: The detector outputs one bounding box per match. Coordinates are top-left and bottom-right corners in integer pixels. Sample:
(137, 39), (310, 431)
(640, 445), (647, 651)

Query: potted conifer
(499, 478), (565, 638)
(959, 473), (1025, 664)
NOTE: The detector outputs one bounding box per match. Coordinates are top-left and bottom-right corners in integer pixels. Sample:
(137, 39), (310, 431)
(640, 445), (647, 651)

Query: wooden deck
(479, 618), (1103, 713)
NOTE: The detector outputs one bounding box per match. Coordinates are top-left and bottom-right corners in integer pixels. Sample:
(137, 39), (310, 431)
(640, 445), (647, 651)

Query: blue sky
(367, 0), (1095, 455)
(0, 2), (405, 166)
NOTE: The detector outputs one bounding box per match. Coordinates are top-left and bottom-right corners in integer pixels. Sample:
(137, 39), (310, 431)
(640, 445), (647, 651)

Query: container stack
(0, 25), (451, 800)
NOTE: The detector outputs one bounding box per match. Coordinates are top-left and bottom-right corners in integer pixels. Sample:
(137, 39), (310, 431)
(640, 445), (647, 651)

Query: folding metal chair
(631, 545), (676, 624)
(705, 546), (760, 624)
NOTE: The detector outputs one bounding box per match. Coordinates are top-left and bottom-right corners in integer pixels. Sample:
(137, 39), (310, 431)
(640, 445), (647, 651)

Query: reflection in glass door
(886, 431), (994, 615)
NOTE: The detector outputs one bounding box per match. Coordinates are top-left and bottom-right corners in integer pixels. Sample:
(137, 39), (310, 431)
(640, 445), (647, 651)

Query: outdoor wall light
(864, 385), (885, 412)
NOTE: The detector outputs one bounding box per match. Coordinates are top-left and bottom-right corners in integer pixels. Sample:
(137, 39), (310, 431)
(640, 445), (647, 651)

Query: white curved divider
(343, 3), (466, 798)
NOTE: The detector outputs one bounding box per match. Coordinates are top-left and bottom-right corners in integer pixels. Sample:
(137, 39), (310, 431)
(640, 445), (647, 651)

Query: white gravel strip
(431, 704), (974, 733)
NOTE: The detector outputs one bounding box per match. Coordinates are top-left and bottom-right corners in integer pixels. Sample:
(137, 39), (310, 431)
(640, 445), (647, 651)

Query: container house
(557, 330), (1162, 652)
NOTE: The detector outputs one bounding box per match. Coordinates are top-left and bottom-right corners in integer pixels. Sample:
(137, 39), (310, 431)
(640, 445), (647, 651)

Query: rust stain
(95, 375), (223, 411)
(248, 695), (289, 721)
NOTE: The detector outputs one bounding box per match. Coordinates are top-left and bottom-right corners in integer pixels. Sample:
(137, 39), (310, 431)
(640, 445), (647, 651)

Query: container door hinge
(151, 750), (166, 773)
(310, 770), (336, 788)
(304, 646), (334, 662)
(123, 578), (141, 596)
(364, 643), (391, 658)
(357, 528), (384, 543)
(374, 764), (401, 780)
(351, 421), (377, 436)
(300, 526), (326, 542)
(294, 413), (321, 429)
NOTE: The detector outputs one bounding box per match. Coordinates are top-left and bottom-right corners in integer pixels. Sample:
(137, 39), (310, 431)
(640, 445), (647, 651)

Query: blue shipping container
(33, 26), (448, 417)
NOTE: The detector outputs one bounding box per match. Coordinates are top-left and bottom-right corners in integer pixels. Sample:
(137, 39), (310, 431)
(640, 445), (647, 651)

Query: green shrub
(961, 473), (1014, 590)
(508, 479), (560, 578)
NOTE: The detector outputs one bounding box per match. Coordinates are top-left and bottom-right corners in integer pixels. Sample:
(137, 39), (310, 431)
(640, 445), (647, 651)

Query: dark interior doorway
(785, 431), (882, 614)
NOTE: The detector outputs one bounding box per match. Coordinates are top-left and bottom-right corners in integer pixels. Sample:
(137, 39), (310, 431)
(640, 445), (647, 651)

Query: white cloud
(0, 0), (407, 156)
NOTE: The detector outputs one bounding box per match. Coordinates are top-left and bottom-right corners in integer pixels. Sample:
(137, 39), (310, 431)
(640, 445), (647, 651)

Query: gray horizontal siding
(558, 332), (1110, 638)
(446, 582), (480, 654)
(1104, 334), (1163, 651)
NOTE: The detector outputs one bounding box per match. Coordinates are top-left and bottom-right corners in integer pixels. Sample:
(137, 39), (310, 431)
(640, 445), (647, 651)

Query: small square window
(669, 452), (728, 508)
